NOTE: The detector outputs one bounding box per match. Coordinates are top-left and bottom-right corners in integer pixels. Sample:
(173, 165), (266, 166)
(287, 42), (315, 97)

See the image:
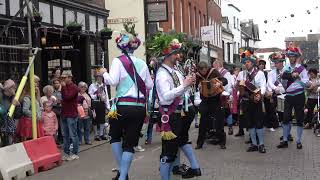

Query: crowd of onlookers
(0, 67), (115, 161)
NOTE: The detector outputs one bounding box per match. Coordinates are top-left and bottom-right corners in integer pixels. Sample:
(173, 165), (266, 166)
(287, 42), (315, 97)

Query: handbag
(77, 105), (86, 119)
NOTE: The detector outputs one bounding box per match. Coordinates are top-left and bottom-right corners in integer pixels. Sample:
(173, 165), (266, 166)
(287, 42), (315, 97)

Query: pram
(312, 92), (320, 136)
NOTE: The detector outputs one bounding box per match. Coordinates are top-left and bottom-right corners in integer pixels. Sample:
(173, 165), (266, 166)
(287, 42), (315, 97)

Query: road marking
(152, 146), (161, 152)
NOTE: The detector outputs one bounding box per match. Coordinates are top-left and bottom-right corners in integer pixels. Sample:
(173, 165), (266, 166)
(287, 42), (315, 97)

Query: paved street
(27, 125), (320, 180)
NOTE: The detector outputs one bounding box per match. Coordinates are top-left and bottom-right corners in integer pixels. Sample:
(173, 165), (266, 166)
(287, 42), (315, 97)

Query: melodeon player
(236, 49), (267, 154)
(195, 61), (228, 150)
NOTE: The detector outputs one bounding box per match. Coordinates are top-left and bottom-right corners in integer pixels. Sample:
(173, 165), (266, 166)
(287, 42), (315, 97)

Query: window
(233, 16), (236, 29)
(0, 0), (5, 15)
(53, 6), (63, 26)
(89, 15), (97, 32)
(199, 11), (201, 36)
(39, 2), (51, 23)
(23, 1), (33, 16)
(180, 0), (183, 32)
(98, 18), (104, 31)
(77, 12), (86, 26)
(237, 18), (239, 30)
(222, 40), (225, 61)
(10, 0), (19, 16)
(65, 9), (75, 23)
(203, 15), (206, 26)
(171, 0), (175, 30)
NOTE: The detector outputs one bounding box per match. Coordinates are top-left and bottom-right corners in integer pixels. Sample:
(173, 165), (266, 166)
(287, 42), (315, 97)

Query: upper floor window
(0, 0), (5, 15)
(39, 2), (51, 23)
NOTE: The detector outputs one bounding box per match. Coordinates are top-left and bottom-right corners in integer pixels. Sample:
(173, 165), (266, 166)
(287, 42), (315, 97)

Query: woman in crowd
(40, 85), (57, 109)
(77, 82), (92, 145)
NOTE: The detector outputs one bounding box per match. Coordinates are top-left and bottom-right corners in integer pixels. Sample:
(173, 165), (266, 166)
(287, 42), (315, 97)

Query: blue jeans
(62, 117), (79, 155)
(146, 122), (154, 141)
(78, 118), (91, 144)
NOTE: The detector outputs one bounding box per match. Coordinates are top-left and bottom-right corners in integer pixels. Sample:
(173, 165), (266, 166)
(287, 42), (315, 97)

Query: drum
(200, 78), (224, 97)
(277, 94), (286, 112)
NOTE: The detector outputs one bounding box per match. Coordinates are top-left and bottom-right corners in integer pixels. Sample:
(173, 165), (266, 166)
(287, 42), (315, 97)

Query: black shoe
(220, 144), (226, 149)
(94, 137), (101, 141)
(182, 168), (202, 179)
(259, 145), (266, 153)
(235, 131), (245, 137)
(112, 170), (120, 180)
(195, 144), (203, 149)
(228, 127), (233, 135)
(195, 123), (199, 128)
(172, 164), (189, 175)
(297, 143), (303, 149)
(209, 139), (220, 145)
(280, 135), (294, 142)
(247, 145), (258, 152)
(277, 141), (288, 148)
(100, 136), (108, 140)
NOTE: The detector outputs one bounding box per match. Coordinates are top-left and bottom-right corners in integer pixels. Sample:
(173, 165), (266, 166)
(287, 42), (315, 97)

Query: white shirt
(267, 68), (285, 93)
(237, 68), (267, 95)
(156, 64), (188, 106)
(103, 55), (153, 99)
(284, 63), (308, 93)
(218, 68), (233, 94)
(88, 82), (111, 109)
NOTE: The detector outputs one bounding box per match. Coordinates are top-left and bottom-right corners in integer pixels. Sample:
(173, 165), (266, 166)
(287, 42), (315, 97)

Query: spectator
(60, 71), (80, 161)
(88, 71), (110, 141)
(40, 85), (57, 109)
(0, 79), (21, 146)
(52, 78), (63, 144)
(42, 101), (58, 137)
(49, 67), (61, 85)
(77, 82), (92, 145)
(16, 82), (44, 141)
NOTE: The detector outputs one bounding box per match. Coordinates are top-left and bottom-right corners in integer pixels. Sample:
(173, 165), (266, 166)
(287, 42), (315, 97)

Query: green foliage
(100, 27), (112, 33)
(65, 21), (83, 27)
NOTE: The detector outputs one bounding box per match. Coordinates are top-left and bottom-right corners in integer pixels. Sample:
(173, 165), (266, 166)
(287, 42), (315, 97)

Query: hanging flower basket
(66, 21), (83, 34)
(100, 27), (113, 40)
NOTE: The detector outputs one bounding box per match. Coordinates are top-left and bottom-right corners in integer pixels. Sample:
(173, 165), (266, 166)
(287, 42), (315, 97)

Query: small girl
(42, 101), (58, 137)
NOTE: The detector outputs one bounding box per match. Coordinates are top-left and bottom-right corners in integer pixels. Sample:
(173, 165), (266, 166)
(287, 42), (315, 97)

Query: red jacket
(61, 83), (79, 118)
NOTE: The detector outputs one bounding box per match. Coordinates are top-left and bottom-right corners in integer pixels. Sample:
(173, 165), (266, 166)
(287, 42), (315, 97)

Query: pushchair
(312, 92), (320, 136)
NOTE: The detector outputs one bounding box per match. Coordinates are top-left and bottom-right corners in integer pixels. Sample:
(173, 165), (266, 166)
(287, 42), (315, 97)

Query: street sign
(201, 26), (214, 41)
(147, 1), (168, 22)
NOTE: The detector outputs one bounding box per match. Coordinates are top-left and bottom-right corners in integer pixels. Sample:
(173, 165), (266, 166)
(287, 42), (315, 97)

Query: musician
(237, 50), (267, 153)
(154, 36), (201, 179)
(100, 24), (153, 180)
(212, 59), (234, 135)
(266, 52), (286, 132)
(277, 44), (309, 149)
(195, 61), (227, 150)
(304, 68), (320, 129)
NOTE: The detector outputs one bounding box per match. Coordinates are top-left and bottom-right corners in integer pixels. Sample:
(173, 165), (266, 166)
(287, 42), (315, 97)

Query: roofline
(228, 4), (241, 12)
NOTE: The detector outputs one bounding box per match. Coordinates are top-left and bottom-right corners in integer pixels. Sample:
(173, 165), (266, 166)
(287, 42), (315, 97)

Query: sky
(224, 0), (320, 49)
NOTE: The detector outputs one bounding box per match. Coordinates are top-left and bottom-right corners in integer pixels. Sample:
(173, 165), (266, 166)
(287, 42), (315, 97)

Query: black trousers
(161, 113), (182, 162)
(92, 101), (106, 125)
(305, 98), (317, 125)
(109, 105), (146, 153)
(178, 106), (196, 146)
(238, 99), (249, 130)
(244, 100), (264, 129)
(197, 100), (225, 146)
(264, 98), (279, 128)
(283, 93), (305, 126)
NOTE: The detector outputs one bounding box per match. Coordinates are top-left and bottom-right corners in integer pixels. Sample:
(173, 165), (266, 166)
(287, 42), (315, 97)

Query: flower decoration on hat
(146, 33), (182, 59)
(285, 43), (302, 57)
(240, 48), (257, 64)
(115, 22), (141, 54)
(269, 52), (286, 63)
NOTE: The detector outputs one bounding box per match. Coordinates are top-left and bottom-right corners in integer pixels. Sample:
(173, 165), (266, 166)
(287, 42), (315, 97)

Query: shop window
(89, 15), (96, 32)
(53, 6), (63, 26)
(65, 9), (75, 23)
(77, 12), (86, 26)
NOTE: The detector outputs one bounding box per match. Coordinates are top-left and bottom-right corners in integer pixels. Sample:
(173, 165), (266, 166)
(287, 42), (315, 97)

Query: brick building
(152, 0), (223, 63)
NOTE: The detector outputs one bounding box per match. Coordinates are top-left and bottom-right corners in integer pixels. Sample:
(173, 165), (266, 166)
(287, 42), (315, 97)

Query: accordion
(200, 78), (224, 97)
(239, 80), (261, 102)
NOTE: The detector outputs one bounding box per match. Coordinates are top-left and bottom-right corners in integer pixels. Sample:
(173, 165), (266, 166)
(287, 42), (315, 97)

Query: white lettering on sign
(107, 17), (137, 24)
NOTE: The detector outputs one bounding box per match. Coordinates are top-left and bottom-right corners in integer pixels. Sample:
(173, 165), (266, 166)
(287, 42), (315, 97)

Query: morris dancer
(212, 60), (234, 135)
(237, 49), (267, 153)
(277, 44), (309, 149)
(101, 23), (153, 180)
(152, 35), (201, 179)
(266, 52), (286, 132)
(195, 61), (227, 150)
